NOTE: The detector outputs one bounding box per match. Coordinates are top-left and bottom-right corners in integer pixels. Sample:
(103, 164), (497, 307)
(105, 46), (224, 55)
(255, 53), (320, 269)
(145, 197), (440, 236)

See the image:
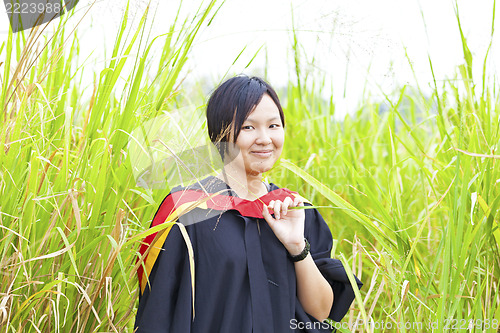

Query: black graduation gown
(135, 176), (362, 332)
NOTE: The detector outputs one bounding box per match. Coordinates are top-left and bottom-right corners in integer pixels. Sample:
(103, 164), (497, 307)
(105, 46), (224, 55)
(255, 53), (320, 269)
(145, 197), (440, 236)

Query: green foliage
(266, 6), (500, 331)
(0, 1), (219, 331)
(0, 0), (499, 332)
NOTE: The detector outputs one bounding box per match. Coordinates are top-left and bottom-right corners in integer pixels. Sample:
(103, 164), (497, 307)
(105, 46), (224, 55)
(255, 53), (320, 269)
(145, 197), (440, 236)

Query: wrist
(287, 238), (310, 262)
(285, 239), (306, 256)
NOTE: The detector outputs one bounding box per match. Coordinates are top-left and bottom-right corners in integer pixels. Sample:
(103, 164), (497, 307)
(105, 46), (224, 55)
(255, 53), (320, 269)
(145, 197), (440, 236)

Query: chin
(243, 155), (280, 175)
(246, 164), (273, 175)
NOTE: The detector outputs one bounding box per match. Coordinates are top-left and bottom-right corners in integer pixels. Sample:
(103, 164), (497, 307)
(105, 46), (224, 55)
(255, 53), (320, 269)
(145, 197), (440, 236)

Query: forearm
(288, 241), (334, 322)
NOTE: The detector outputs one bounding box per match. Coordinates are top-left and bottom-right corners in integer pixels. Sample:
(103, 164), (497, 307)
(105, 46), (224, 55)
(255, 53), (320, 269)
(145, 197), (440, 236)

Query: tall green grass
(269, 4), (500, 332)
(0, 0), (499, 332)
(0, 1), (219, 331)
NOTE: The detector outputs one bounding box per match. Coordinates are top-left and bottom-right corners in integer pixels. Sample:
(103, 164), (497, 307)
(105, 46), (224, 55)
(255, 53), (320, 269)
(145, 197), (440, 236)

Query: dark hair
(206, 75), (285, 160)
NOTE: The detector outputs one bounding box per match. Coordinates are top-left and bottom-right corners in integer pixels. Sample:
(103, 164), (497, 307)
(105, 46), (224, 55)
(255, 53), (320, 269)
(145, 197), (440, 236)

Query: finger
(262, 204), (273, 223)
(293, 196), (304, 207)
(262, 204), (278, 232)
(268, 200), (275, 209)
(282, 196), (293, 216)
(273, 200), (282, 219)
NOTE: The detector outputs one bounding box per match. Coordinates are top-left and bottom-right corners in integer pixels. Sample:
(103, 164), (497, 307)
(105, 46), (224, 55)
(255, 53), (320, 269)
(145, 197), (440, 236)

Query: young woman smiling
(135, 75), (362, 332)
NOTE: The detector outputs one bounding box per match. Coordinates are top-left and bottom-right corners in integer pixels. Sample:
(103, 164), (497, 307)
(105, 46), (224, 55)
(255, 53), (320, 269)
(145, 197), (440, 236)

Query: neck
(217, 161), (266, 200)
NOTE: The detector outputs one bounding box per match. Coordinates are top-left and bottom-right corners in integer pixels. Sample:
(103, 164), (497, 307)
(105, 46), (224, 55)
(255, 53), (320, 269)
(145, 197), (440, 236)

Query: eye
(270, 124), (281, 128)
(242, 125), (254, 130)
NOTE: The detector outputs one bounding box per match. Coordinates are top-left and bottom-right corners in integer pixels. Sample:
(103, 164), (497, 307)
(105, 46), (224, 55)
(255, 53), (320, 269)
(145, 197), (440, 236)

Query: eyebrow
(245, 116), (280, 123)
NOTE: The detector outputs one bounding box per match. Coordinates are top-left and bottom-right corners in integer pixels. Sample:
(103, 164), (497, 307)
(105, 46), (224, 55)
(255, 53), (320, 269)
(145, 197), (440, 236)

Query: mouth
(251, 150), (273, 158)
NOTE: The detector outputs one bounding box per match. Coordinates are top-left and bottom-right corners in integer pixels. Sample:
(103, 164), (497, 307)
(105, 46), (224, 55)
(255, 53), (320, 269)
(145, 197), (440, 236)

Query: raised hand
(262, 195), (306, 255)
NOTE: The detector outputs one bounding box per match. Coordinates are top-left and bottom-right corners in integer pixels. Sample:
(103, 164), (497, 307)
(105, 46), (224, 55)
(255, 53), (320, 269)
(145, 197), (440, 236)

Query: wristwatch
(288, 238), (310, 262)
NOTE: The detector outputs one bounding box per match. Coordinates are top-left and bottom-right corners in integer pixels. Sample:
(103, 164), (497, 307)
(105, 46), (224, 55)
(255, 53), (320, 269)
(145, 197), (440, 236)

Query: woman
(135, 75), (362, 332)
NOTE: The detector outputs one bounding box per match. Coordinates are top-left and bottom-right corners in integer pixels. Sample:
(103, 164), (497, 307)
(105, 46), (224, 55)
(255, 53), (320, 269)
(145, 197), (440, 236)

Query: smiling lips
(251, 150), (273, 158)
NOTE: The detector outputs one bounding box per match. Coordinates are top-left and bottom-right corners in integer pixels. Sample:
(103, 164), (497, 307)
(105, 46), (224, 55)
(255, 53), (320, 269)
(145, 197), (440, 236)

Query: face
(227, 94), (284, 176)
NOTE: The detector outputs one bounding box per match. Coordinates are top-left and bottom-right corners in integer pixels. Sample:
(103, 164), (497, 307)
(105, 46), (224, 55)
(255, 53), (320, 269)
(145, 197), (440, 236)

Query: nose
(255, 129), (272, 145)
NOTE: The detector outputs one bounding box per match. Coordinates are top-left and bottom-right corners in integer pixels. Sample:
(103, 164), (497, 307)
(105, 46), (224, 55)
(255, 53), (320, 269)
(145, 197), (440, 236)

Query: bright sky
(1, 0), (498, 117)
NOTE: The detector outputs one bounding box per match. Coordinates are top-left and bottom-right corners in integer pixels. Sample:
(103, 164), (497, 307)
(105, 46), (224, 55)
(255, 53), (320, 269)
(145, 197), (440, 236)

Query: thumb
(262, 204), (275, 225)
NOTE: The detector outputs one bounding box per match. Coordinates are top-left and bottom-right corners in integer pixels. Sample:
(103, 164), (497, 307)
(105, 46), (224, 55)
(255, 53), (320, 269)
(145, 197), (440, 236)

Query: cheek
(235, 134), (253, 151)
(274, 132), (285, 149)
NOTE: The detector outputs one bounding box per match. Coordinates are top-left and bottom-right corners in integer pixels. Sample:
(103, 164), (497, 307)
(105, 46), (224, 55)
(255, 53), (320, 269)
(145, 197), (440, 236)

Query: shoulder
(173, 175), (231, 194)
(161, 176), (226, 204)
(152, 177), (216, 226)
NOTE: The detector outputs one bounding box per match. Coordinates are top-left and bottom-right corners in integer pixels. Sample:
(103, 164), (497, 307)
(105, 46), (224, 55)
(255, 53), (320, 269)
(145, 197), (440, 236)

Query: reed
(0, 0), (498, 332)
(269, 3), (499, 331)
(0, 1), (219, 331)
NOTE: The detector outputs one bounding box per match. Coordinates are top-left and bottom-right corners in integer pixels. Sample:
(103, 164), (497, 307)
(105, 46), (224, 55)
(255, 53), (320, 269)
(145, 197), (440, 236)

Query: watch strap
(288, 238), (310, 262)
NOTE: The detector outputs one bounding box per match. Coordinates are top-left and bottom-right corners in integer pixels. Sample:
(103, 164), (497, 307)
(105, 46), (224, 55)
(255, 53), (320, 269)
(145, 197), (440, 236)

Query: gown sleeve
(303, 203), (363, 322)
(134, 223), (193, 332)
